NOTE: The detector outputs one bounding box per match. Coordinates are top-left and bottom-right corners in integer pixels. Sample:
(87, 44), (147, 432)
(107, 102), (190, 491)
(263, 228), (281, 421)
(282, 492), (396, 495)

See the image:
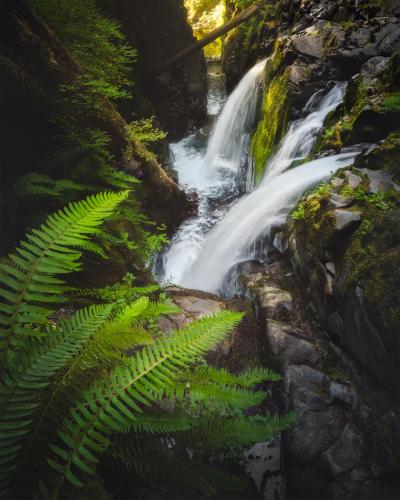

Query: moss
(383, 91), (400, 111)
(345, 207), (400, 331)
(354, 131), (400, 183)
(251, 70), (291, 183)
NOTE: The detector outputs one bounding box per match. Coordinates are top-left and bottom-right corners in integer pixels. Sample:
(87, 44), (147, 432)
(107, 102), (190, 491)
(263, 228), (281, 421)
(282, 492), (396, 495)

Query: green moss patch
(345, 207), (400, 331)
(251, 70), (291, 184)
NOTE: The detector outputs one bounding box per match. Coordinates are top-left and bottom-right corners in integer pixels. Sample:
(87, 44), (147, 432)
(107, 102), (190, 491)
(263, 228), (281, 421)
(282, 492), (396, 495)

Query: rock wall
(245, 256), (399, 500)
(99, 0), (208, 139)
(222, 1), (400, 499)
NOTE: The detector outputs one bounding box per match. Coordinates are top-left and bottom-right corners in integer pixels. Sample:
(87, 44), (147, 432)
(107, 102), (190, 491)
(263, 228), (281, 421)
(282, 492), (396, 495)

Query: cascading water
(156, 59), (266, 284)
(178, 83), (361, 294)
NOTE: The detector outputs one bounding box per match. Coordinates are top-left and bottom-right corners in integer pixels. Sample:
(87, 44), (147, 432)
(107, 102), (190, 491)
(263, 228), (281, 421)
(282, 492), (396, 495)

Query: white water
(158, 67), (360, 294)
(157, 59), (266, 284)
(181, 151), (358, 293)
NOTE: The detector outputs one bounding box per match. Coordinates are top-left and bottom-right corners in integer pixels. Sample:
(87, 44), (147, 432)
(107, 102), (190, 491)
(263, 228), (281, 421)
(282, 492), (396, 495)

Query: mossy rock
(345, 207), (400, 332)
(354, 131), (400, 183)
(251, 69), (291, 183)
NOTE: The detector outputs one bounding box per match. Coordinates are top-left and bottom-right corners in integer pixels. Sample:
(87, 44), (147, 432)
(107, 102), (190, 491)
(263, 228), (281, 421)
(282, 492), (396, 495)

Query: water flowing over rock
(181, 85), (361, 294)
(156, 59), (266, 285)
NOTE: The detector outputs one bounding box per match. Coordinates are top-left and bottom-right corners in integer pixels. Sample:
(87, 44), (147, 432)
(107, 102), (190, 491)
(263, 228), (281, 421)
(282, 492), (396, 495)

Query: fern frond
(125, 412), (194, 434)
(138, 300), (181, 320)
(185, 365), (282, 388)
(176, 414), (297, 451)
(169, 381), (267, 414)
(46, 311), (243, 492)
(112, 435), (247, 496)
(0, 304), (113, 497)
(0, 191), (129, 360)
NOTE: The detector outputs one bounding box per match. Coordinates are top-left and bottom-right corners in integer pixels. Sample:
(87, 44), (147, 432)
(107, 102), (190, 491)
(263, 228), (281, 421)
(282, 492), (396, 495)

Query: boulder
(334, 209), (362, 231)
(321, 425), (364, 476)
(266, 320), (319, 369)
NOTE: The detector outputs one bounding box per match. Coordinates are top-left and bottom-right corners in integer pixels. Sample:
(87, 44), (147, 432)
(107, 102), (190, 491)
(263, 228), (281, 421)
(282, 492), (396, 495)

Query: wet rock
(329, 192), (354, 208)
(330, 177), (344, 188)
(285, 405), (344, 463)
(267, 320), (319, 369)
(358, 167), (400, 193)
(345, 171), (363, 188)
(292, 31), (324, 59)
(334, 209), (361, 231)
(321, 425), (364, 476)
(257, 286), (293, 322)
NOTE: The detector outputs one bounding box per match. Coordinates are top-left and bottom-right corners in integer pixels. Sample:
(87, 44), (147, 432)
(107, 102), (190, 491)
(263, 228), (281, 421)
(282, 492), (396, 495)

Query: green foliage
(31, 0), (136, 102)
(383, 91), (400, 111)
(0, 191), (129, 361)
(292, 202), (306, 220)
(292, 183), (331, 221)
(45, 311), (243, 493)
(0, 195), (292, 499)
(126, 117), (167, 145)
(340, 185), (398, 210)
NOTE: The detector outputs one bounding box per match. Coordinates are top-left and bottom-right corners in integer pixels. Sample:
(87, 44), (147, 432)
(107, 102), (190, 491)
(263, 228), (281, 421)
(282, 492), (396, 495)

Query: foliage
(340, 185), (398, 211)
(31, 0), (136, 102)
(0, 195), (293, 499)
(0, 191), (129, 362)
(292, 183), (331, 221)
(185, 0), (225, 57)
(126, 118), (167, 145)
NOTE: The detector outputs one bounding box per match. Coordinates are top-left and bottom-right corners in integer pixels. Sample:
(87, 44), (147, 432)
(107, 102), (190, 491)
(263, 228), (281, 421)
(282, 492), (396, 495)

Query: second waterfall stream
(157, 59), (360, 294)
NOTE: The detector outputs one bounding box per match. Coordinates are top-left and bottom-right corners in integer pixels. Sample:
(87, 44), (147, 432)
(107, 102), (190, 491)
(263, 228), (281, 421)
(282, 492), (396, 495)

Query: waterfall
(203, 58), (267, 182)
(181, 152), (359, 293)
(180, 84), (360, 293)
(157, 59), (266, 285)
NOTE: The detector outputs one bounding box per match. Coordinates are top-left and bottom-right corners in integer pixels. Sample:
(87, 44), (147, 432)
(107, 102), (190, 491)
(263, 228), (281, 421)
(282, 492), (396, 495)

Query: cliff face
(99, 0), (208, 139)
(222, 2), (400, 499)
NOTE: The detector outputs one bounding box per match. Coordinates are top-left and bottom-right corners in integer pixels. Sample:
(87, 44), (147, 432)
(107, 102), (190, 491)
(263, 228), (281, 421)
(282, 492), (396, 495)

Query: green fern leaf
(0, 304), (113, 498)
(46, 311), (243, 494)
(0, 191), (129, 361)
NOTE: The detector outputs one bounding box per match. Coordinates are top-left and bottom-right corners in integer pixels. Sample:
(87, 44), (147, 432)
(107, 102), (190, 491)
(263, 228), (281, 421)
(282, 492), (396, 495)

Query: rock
(334, 209), (361, 231)
(330, 192), (354, 208)
(321, 425), (364, 476)
(330, 177), (344, 188)
(285, 364), (326, 394)
(358, 167), (400, 193)
(345, 171), (363, 188)
(257, 285), (293, 322)
(328, 382), (356, 407)
(266, 320), (319, 369)
(285, 406), (344, 462)
(292, 31), (324, 59)
(325, 262), (336, 276)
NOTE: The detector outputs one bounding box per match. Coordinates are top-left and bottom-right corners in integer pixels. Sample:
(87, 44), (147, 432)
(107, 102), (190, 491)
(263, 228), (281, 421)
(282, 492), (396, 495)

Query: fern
(45, 311), (243, 493)
(0, 191), (129, 362)
(0, 304), (114, 497)
(112, 435), (247, 496)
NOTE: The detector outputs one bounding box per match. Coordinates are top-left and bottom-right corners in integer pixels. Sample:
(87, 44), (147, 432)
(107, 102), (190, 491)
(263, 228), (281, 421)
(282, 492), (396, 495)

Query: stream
(155, 59), (361, 296)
